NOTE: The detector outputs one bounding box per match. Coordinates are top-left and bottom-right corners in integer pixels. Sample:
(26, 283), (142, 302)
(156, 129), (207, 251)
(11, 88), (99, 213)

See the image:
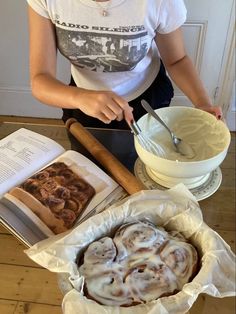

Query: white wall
(0, 0), (70, 119)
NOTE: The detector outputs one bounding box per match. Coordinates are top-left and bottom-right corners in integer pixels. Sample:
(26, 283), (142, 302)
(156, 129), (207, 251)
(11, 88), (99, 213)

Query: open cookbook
(0, 128), (127, 247)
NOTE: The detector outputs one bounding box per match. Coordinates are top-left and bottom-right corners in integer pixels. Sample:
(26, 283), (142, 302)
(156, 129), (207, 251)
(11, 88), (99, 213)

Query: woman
(27, 0), (222, 129)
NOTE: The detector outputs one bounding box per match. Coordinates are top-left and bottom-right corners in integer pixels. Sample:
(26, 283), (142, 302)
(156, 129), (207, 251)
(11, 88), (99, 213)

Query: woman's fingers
(98, 94), (134, 124)
(97, 112), (113, 124)
(102, 106), (117, 121)
(210, 106), (223, 120)
(124, 106), (134, 125)
(106, 99), (123, 121)
(112, 95), (134, 124)
(76, 90), (134, 124)
(198, 105), (223, 120)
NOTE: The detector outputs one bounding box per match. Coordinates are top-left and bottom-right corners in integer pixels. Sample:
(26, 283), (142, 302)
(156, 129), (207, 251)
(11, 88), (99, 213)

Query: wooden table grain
(0, 122), (235, 314)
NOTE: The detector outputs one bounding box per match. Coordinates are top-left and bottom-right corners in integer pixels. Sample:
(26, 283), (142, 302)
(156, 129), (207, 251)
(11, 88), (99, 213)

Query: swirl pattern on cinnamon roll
(78, 221), (198, 307)
(85, 271), (133, 306)
(125, 262), (178, 302)
(84, 237), (117, 265)
(159, 239), (198, 287)
(113, 221), (168, 261)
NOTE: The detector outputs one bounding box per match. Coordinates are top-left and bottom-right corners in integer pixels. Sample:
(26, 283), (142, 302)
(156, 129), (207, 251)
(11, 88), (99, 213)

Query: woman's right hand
(74, 89), (134, 125)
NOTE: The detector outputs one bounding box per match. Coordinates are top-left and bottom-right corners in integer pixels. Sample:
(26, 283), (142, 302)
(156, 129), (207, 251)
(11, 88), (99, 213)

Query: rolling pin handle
(65, 118), (77, 130)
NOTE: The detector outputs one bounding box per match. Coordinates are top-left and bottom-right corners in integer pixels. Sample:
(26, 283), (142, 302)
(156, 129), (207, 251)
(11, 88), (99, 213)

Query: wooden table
(0, 122), (235, 314)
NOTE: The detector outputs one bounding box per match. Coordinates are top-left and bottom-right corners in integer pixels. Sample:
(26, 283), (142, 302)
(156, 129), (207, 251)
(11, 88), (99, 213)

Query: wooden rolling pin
(66, 118), (144, 195)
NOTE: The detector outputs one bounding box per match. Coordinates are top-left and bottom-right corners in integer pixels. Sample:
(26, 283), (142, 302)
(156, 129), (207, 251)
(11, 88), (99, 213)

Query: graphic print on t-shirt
(56, 26), (149, 72)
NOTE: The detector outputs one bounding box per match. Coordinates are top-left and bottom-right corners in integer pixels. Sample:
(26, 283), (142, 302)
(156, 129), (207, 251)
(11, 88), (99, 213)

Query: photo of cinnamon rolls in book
(9, 162), (95, 234)
(77, 221), (198, 306)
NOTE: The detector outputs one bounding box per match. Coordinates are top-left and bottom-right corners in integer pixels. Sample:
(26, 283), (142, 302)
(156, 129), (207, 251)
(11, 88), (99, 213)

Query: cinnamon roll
(58, 208), (77, 228)
(44, 167), (57, 177)
(32, 170), (50, 181)
(22, 178), (40, 193)
(44, 196), (65, 213)
(54, 186), (71, 200)
(53, 175), (66, 186)
(125, 263), (178, 302)
(85, 271), (134, 307)
(58, 168), (75, 182)
(83, 237), (117, 265)
(159, 240), (198, 286)
(78, 221), (198, 307)
(42, 179), (58, 193)
(69, 179), (89, 191)
(113, 221), (168, 261)
(38, 188), (49, 199)
(65, 199), (79, 212)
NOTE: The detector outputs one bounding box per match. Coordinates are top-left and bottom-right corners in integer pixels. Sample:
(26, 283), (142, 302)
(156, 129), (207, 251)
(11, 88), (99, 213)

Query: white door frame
(217, 3), (235, 111)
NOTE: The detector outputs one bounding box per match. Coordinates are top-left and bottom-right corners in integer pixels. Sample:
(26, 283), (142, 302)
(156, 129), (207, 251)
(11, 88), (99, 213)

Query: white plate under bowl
(134, 158), (222, 201)
(146, 167), (211, 190)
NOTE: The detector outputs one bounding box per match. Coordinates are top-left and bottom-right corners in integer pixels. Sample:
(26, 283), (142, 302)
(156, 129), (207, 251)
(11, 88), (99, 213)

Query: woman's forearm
(31, 73), (134, 124)
(165, 55), (212, 108)
(31, 73), (81, 109)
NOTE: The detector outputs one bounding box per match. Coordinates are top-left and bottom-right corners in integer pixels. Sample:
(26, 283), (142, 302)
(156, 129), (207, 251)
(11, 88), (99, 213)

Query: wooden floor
(0, 117), (235, 314)
(0, 225), (63, 314)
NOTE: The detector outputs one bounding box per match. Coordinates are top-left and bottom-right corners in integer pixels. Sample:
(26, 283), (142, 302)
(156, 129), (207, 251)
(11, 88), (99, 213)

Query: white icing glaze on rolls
(83, 237), (116, 265)
(125, 262), (178, 302)
(78, 221), (198, 306)
(159, 239), (198, 288)
(113, 221), (168, 261)
(86, 271), (133, 306)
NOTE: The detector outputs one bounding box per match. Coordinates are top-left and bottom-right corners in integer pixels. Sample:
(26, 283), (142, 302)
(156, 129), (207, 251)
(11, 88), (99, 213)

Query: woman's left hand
(196, 104), (223, 120)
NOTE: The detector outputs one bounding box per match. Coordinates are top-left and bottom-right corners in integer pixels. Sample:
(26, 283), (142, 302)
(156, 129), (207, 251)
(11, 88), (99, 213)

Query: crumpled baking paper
(25, 183), (236, 314)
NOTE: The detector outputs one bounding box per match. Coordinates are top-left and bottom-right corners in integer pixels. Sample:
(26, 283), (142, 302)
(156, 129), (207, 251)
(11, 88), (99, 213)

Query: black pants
(62, 61), (174, 130)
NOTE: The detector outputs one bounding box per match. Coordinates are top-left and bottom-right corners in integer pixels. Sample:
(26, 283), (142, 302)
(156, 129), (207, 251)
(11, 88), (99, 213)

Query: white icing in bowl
(134, 107), (231, 183)
(143, 113), (228, 162)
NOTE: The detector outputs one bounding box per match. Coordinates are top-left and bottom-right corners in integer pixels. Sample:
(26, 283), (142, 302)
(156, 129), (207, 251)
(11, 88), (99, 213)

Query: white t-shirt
(27, 0), (187, 101)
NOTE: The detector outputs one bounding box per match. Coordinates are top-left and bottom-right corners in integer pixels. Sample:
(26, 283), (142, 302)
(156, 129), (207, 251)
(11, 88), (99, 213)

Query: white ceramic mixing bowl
(134, 106), (231, 189)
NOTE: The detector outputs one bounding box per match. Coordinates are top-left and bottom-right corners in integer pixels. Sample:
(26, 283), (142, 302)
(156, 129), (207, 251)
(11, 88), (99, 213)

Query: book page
(0, 128), (65, 196)
(4, 150), (125, 239)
